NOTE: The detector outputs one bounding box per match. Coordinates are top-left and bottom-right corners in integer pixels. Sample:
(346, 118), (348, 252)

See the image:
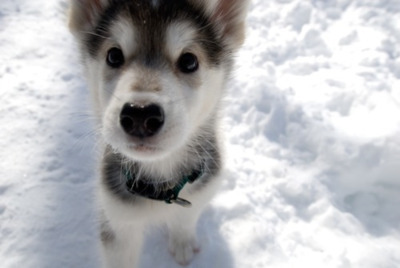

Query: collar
(124, 165), (204, 207)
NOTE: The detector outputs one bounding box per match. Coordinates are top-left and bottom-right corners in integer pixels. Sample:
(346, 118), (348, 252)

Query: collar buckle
(124, 163), (204, 207)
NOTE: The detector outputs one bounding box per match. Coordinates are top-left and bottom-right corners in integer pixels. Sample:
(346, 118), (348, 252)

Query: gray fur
(100, 218), (115, 244)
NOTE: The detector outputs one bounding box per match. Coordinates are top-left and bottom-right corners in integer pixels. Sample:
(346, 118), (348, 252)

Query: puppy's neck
(111, 124), (220, 185)
(135, 147), (195, 183)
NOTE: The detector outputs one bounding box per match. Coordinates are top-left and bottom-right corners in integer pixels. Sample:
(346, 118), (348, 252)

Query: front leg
(167, 206), (203, 266)
(101, 220), (144, 268)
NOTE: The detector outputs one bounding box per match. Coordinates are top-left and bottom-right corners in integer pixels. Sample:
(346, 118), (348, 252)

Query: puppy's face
(70, 0), (248, 161)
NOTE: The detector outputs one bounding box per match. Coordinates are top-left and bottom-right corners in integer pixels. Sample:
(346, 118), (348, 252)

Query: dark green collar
(124, 165), (204, 207)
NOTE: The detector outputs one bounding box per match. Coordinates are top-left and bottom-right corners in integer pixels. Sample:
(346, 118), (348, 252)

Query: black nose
(120, 103), (165, 138)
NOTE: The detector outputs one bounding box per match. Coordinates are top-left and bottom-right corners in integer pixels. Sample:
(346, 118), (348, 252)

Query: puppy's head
(69, 0), (249, 161)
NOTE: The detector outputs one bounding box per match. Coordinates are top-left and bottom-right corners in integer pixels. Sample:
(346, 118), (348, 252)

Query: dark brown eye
(106, 47), (125, 68)
(177, 53), (199, 73)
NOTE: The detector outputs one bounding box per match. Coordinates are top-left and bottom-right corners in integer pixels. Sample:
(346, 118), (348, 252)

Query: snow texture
(1, 0), (400, 267)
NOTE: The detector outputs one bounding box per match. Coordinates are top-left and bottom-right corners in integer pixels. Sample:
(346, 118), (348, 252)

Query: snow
(1, 0), (400, 267)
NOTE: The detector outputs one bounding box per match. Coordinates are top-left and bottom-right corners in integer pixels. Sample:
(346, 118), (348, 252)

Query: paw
(168, 236), (200, 266)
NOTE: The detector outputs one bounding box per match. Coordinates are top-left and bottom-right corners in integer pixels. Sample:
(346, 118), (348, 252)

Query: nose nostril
(120, 103), (165, 138)
(120, 116), (135, 134)
(144, 116), (164, 134)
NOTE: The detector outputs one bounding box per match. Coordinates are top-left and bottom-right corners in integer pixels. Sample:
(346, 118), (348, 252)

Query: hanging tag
(170, 197), (192, 208)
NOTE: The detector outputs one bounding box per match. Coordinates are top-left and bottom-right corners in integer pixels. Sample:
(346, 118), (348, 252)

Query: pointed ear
(68, 0), (107, 35)
(203, 0), (250, 50)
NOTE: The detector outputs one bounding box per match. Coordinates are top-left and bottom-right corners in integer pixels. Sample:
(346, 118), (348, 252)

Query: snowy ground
(1, 0), (400, 267)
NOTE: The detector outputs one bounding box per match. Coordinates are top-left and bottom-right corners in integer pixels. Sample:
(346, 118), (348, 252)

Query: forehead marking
(110, 18), (137, 55)
(165, 22), (197, 60)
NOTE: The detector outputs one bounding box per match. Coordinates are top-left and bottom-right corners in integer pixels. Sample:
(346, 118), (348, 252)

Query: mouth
(127, 142), (159, 153)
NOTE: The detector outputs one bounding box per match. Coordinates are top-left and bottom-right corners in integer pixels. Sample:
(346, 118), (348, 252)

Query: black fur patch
(85, 0), (224, 67)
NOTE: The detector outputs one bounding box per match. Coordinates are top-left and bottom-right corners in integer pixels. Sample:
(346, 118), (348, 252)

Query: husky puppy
(69, 0), (249, 267)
